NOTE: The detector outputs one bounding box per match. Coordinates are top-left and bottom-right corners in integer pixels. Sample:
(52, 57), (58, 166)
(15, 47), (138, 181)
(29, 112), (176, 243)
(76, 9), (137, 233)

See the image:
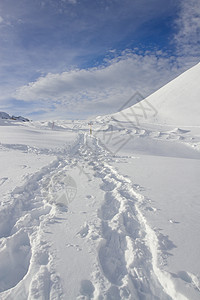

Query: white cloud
(15, 51), (186, 118)
(67, 0), (77, 4)
(174, 0), (200, 58)
(6, 0), (200, 120)
(0, 16), (4, 23)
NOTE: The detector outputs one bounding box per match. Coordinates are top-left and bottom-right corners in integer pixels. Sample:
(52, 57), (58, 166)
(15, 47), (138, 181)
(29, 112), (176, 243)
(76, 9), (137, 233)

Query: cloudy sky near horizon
(0, 0), (200, 120)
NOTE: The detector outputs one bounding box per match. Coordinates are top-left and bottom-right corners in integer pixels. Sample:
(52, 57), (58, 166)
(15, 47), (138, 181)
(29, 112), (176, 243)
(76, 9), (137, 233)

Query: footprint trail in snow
(74, 134), (189, 300)
(0, 132), (190, 299)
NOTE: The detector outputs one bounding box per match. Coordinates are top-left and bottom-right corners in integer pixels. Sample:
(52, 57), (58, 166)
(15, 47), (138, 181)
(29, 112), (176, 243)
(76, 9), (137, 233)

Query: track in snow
(0, 156), (67, 299)
(0, 132), (190, 299)
(74, 133), (189, 300)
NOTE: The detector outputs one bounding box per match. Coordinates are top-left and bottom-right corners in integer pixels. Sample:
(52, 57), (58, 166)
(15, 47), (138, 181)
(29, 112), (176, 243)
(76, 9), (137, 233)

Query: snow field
(0, 119), (199, 299)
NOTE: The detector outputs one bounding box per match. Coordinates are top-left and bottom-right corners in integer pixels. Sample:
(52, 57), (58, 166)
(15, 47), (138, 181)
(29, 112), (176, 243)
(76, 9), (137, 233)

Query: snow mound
(113, 63), (200, 126)
(170, 128), (191, 134)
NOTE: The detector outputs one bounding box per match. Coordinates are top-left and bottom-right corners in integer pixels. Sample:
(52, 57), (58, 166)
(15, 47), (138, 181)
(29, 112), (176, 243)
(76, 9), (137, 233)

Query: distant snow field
(0, 63), (200, 299)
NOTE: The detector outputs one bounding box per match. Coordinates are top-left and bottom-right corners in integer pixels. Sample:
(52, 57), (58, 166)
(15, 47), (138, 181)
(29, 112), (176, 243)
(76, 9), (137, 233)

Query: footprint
(100, 178), (116, 192)
(177, 271), (192, 283)
(77, 224), (89, 238)
(98, 191), (120, 221)
(0, 230), (31, 292)
(0, 177), (8, 186)
(105, 285), (121, 300)
(157, 233), (176, 252)
(66, 243), (82, 251)
(98, 225), (127, 285)
(34, 249), (49, 266)
(145, 206), (157, 212)
(79, 280), (95, 299)
(177, 271), (200, 291)
(28, 266), (51, 300)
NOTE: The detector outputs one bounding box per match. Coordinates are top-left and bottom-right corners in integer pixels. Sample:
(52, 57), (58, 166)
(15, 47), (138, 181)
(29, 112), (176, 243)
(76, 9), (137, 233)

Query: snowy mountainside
(110, 62), (200, 126)
(0, 111), (29, 122)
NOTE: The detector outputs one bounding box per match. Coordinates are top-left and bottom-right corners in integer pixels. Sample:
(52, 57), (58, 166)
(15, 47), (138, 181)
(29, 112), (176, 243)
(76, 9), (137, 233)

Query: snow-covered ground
(0, 63), (200, 299)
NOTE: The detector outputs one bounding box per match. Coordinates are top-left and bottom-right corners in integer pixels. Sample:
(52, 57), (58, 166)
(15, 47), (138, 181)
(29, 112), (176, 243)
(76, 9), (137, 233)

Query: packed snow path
(71, 134), (188, 300)
(0, 132), (194, 299)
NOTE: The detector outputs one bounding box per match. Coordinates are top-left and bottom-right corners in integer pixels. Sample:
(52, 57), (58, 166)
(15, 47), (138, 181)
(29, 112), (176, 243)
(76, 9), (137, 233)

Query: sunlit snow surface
(0, 63), (200, 300)
(0, 117), (199, 300)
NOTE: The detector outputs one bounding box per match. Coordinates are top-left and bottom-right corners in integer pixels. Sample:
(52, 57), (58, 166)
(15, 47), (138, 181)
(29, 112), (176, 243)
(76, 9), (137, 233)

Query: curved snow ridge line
(134, 201), (189, 300)
(116, 176), (189, 300)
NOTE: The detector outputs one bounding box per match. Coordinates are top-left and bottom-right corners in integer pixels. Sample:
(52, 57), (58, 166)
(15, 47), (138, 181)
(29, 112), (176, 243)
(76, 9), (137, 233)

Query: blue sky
(0, 0), (200, 119)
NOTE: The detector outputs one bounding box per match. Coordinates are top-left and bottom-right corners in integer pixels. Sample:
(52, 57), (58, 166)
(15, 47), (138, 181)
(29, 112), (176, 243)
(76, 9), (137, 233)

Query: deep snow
(0, 63), (200, 299)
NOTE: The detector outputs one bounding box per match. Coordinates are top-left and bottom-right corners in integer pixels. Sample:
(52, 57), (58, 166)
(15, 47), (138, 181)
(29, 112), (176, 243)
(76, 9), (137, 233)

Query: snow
(112, 62), (200, 127)
(0, 63), (200, 299)
(0, 112), (29, 122)
(112, 154), (200, 300)
(0, 112), (10, 119)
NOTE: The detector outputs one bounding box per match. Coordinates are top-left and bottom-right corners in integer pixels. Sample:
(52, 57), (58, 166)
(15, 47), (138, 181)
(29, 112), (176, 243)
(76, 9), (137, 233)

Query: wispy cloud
(15, 51), (185, 119)
(0, 0), (200, 120)
(174, 0), (200, 59)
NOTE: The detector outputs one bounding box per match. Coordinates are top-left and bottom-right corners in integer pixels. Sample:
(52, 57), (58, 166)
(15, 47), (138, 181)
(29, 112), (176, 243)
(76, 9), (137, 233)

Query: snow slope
(112, 62), (200, 126)
(0, 64), (200, 299)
